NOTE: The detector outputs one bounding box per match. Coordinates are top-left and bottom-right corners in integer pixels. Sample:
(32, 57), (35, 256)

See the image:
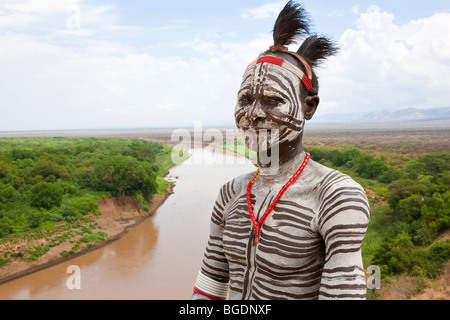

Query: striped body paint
(193, 3), (369, 299)
(193, 162), (370, 300)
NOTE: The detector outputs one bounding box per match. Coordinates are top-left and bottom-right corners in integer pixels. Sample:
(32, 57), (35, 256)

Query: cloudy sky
(0, 0), (449, 131)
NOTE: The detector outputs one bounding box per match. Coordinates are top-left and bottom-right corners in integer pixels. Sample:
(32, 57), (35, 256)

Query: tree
(0, 185), (19, 204)
(11, 148), (34, 160)
(29, 182), (63, 209)
(72, 168), (98, 189)
(378, 167), (399, 184)
(0, 161), (14, 179)
(342, 147), (362, 166)
(372, 232), (415, 275)
(404, 153), (450, 180)
(387, 179), (428, 209)
(95, 155), (157, 199)
(32, 157), (69, 180)
(421, 191), (450, 233)
(27, 209), (42, 228)
(126, 140), (156, 162)
(352, 155), (388, 179)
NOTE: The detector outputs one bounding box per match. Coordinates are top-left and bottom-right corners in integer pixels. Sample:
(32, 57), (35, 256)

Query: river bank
(0, 143), (233, 288)
(0, 183), (174, 285)
(0, 147), (254, 299)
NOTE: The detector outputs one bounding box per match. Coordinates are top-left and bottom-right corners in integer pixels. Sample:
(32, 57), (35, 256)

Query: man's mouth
(238, 118), (279, 131)
(240, 127), (279, 152)
(240, 127), (277, 132)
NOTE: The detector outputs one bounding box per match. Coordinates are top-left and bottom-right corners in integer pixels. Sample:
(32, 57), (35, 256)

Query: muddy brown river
(0, 149), (254, 300)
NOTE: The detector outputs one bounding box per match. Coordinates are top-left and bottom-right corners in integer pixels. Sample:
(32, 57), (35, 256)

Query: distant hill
(313, 107), (450, 126)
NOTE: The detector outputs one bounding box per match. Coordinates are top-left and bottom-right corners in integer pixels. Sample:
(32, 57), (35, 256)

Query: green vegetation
(1, 132), (448, 298)
(224, 138), (449, 298)
(306, 147), (449, 298)
(0, 137), (179, 266)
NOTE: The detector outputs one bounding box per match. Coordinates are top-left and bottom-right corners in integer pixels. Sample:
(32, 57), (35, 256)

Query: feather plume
(297, 35), (340, 67)
(272, 1), (310, 47)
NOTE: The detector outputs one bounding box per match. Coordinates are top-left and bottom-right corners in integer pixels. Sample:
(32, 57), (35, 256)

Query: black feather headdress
(272, 1), (310, 47)
(268, 1), (340, 95)
(297, 35), (340, 68)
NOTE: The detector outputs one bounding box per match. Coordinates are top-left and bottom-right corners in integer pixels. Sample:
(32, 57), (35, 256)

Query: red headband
(244, 52), (314, 94)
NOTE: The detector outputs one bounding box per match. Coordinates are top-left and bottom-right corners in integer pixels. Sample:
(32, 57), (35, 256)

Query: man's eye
(267, 97), (284, 105)
(239, 97), (252, 105)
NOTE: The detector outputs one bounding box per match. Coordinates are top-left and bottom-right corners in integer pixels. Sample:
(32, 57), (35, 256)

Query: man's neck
(257, 142), (306, 185)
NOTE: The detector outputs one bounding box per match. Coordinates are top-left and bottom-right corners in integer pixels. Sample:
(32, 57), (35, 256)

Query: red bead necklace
(247, 153), (311, 244)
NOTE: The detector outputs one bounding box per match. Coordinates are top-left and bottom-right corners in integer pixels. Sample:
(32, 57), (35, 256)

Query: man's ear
(303, 95), (320, 120)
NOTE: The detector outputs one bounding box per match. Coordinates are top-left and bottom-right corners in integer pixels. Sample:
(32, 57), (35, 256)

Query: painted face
(235, 59), (305, 153)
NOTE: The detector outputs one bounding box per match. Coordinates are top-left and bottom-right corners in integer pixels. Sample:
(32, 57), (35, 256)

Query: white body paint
(193, 54), (371, 300)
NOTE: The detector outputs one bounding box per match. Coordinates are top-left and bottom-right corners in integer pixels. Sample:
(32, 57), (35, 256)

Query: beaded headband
(244, 45), (315, 95)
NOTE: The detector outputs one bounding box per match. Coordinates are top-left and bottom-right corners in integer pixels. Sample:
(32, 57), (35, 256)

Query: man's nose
(246, 101), (266, 122)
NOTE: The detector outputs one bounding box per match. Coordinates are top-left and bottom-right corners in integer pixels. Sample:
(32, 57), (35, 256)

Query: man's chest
(222, 189), (325, 272)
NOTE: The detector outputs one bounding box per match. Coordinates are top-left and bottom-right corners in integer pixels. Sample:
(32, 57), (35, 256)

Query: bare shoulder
(307, 159), (366, 197)
(232, 171), (258, 187)
(308, 160), (370, 231)
(216, 171), (257, 203)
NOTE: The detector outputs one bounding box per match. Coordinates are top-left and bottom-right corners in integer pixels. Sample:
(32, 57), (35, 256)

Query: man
(192, 1), (370, 300)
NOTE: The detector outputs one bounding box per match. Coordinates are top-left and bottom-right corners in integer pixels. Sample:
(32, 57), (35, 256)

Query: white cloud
(327, 10), (345, 17)
(4, 0), (81, 14)
(241, 2), (285, 20)
(0, 0), (82, 29)
(0, 14), (273, 131)
(0, 0), (128, 40)
(1, 2), (449, 131)
(366, 5), (381, 14)
(0, 11), (38, 28)
(316, 7), (450, 116)
(351, 5), (360, 15)
(156, 103), (178, 111)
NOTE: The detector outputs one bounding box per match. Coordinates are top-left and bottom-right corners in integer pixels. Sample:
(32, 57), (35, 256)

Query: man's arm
(315, 176), (370, 300)
(192, 179), (238, 300)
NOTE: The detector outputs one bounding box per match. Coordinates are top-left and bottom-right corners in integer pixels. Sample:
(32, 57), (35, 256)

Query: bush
(378, 167), (399, 184)
(372, 232), (415, 275)
(0, 137), (177, 243)
(28, 244), (50, 260)
(0, 218), (13, 237)
(371, 234), (450, 279)
(0, 185), (19, 204)
(386, 179), (428, 209)
(72, 168), (98, 189)
(49, 213), (64, 222)
(94, 155), (157, 199)
(404, 153), (450, 180)
(60, 195), (99, 221)
(27, 210), (42, 228)
(308, 147), (392, 181)
(32, 157), (69, 180)
(421, 191), (450, 233)
(79, 232), (108, 244)
(353, 155), (389, 179)
(29, 182), (63, 209)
